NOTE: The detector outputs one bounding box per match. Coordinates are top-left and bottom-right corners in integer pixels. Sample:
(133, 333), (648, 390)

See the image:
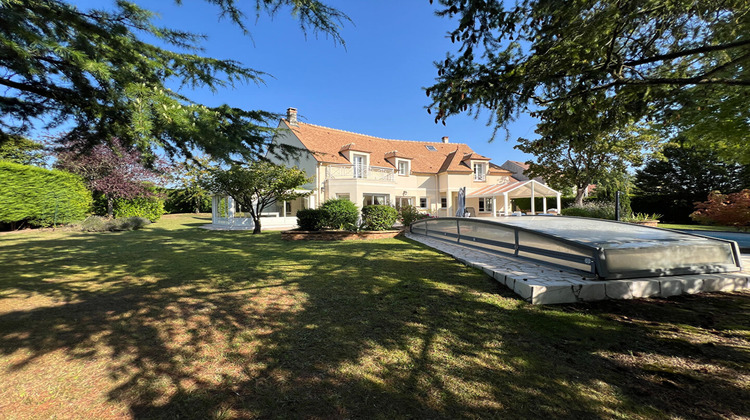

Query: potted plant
(624, 212), (662, 227)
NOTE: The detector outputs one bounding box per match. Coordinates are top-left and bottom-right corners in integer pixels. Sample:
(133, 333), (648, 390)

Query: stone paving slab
(405, 233), (750, 305)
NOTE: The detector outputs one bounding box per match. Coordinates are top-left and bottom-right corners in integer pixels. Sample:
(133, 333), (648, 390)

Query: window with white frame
(363, 194), (389, 206)
(478, 198), (493, 213)
(473, 162), (487, 181)
(397, 160), (409, 176)
(419, 197), (427, 208)
(352, 154), (366, 179)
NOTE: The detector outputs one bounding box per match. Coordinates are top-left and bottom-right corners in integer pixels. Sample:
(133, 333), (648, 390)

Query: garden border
(281, 229), (403, 241)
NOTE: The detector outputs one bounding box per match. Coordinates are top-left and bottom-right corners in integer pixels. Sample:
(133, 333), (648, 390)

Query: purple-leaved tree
(55, 138), (170, 217)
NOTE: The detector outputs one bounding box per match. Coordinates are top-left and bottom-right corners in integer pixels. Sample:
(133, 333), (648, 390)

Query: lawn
(0, 214), (748, 419)
(660, 223), (746, 232)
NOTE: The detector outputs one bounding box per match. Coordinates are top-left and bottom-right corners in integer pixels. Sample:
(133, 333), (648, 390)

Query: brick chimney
(441, 136), (449, 143)
(287, 107), (298, 126)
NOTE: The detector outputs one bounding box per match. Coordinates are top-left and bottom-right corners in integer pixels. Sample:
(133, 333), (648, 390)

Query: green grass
(0, 214), (748, 419)
(660, 223), (746, 232)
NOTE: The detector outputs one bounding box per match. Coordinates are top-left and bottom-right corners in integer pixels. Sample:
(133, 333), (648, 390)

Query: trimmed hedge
(561, 201), (616, 220)
(361, 205), (398, 231)
(113, 195), (165, 222)
(296, 208), (326, 231)
(0, 161), (92, 227)
(320, 198), (359, 229)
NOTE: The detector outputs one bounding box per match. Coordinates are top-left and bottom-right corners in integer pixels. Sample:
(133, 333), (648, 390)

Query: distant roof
(508, 160), (529, 170)
(282, 120), (511, 176)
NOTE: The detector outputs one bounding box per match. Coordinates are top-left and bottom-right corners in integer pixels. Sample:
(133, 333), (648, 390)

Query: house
(262, 108), (562, 219)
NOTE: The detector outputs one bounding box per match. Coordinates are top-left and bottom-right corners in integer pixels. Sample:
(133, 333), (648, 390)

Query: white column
(556, 193), (562, 214)
(227, 196), (236, 226)
(543, 196), (548, 213)
(530, 182), (536, 214)
(504, 193), (510, 216)
(282, 200), (287, 221)
(492, 196), (497, 217)
(445, 191), (452, 216)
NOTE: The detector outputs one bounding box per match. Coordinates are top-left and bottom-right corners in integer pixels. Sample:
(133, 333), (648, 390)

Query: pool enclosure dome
(409, 216), (743, 280)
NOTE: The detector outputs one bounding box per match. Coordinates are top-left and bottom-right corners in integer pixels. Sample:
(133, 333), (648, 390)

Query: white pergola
(210, 189), (311, 229)
(467, 180), (562, 216)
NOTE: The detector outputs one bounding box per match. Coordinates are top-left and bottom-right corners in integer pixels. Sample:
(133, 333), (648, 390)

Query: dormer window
(473, 162), (487, 181)
(397, 160), (410, 176)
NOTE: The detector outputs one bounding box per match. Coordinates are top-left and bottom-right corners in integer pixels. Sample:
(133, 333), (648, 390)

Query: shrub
(399, 205), (431, 226)
(623, 212), (663, 222)
(296, 208), (326, 231)
(561, 201), (616, 220)
(690, 190), (750, 229)
(81, 215), (151, 232)
(81, 216), (109, 232)
(0, 161), (92, 228)
(361, 205), (398, 231)
(113, 195), (165, 222)
(164, 188), (211, 213)
(320, 198), (359, 230)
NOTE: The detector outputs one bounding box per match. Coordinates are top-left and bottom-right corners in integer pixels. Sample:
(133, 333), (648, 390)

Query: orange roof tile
(283, 120), (507, 174)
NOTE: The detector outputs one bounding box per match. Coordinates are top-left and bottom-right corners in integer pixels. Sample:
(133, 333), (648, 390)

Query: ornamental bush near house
(361, 205), (398, 231)
(320, 198), (359, 230)
(296, 209), (326, 231)
(113, 195), (165, 222)
(0, 161), (92, 228)
(561, 201), (616, 220)
(399, 205), (431, 227)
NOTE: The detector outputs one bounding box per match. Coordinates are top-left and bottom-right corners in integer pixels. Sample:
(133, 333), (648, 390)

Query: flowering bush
(399, 205), (432, 226)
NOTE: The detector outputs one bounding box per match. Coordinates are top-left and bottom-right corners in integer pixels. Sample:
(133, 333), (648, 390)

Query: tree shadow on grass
(0, 223), (748, 418)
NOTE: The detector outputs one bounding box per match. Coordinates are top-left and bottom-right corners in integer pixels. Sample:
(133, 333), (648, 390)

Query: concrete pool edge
(405, 232), (750, 305)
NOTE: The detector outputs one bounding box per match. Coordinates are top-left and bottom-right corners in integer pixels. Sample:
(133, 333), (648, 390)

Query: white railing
(325, 164), (395, 181)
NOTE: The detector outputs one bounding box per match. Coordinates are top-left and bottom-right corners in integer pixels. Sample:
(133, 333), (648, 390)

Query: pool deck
(405, 232), (750, 305)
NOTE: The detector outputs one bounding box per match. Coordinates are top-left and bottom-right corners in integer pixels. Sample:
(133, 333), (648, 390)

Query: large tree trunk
(574, 187), (587, 206)
(106, 194), (114, 218)
(194, 198), (200, 214)
(253, 216), (261, 234)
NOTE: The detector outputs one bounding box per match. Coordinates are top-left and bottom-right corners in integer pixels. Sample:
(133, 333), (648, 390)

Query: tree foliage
(171, 156), (219, 213)
(427, 0), (750, 163)
(0, 161), (92, 229)
(0, 136), (45, 166)
(635, 145), (749, 198)
(0, 0), (347, 162)
(207, 161), (311, 233)
(517, 124), (656, 204)
(55, 138), (170, 216)
(633, 144), (749, 223)
(690, 189), (750, 229)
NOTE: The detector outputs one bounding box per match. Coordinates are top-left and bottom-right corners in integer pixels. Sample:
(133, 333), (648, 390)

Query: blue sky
(70, 0), (539, 164)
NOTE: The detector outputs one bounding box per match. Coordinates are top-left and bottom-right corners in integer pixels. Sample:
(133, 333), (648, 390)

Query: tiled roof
(283, 120), (512, 175)
(508, 160), (530, 170)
